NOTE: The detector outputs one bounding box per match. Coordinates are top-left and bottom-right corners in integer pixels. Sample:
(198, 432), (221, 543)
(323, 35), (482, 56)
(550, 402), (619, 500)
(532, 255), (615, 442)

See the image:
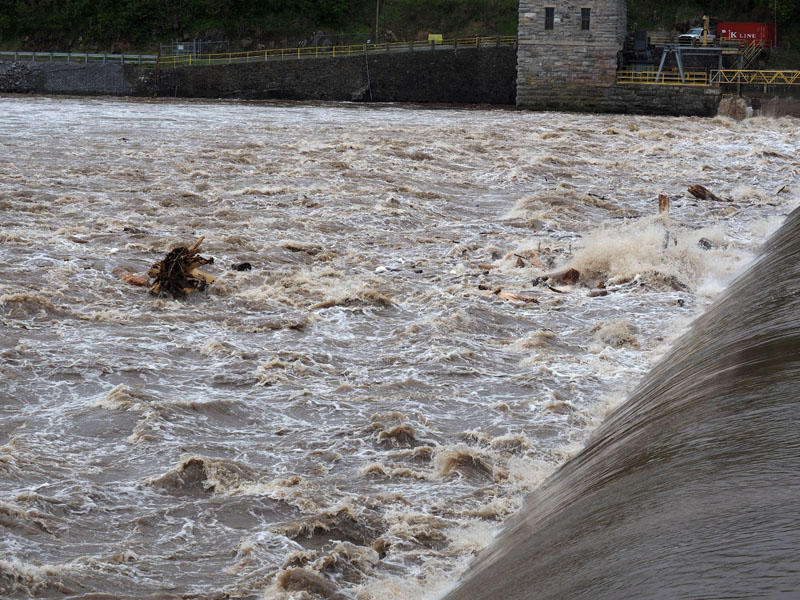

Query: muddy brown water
(443, 204), (800, 600)
(0, 96), (798, 598)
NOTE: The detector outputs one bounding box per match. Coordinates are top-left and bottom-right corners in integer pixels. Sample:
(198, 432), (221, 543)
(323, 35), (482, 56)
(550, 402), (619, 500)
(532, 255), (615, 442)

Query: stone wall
(0, 61), (135, 95)
(0, 47), (517, 105)
(515, 0), (722, 115)
(141, 46), (518, 104)
(517, 0), (627, 109)
(1, 46), (722, 116)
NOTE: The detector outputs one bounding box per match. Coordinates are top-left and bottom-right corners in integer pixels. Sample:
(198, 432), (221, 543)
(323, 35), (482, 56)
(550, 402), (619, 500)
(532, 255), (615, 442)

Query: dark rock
(697, 238), (714, 250)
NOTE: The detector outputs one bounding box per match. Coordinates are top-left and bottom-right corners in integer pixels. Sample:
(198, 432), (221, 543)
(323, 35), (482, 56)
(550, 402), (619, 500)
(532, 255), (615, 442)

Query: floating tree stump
(688, 184), (726, 202)
(148, 237), (215, 298)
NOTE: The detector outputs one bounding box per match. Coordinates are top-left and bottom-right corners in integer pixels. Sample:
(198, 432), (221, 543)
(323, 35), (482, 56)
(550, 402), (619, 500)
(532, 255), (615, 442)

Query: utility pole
(374, 0), (381, 43)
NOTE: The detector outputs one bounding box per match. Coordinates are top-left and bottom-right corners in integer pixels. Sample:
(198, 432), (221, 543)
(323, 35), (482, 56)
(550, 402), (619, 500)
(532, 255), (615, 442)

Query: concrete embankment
(0, 61), (136, 95)
(0, 47), (517, 105)
(5, 47), (782, 117)
(145, 46), (518, 104)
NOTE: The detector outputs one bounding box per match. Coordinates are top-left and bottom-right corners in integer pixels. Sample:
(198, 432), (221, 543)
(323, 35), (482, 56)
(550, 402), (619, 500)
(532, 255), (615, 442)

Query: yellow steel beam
(711, 70), (800, 85)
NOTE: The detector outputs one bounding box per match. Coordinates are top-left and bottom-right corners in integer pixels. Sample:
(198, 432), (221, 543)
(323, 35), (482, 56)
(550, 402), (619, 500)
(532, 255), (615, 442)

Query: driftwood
(658, 194), (670, 214)
(688, 184), (727, 202)
(479, 287), (539, 304)
(112, 267), (150, 287)
(497, 291), (538, 303)
(547, 267), (580, 285)
(148, 237), (215, 298)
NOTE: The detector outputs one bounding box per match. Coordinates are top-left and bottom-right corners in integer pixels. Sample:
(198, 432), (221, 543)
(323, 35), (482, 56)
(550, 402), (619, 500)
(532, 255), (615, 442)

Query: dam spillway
(443, 206), (800, 599)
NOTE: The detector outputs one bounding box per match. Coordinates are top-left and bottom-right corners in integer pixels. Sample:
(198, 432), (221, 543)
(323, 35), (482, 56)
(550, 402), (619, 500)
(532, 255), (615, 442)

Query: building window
(545, 7), (555, 30)
(581, 7), (591, 30)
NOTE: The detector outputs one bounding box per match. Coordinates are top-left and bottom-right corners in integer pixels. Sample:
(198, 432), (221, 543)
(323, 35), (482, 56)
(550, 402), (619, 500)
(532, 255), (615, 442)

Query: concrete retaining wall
(1, 47), (721, 115)
(523, 83), (722, 116)
(140, 46), (518, 104)
(0, 61), (135, 95)
(1, 47), (517, 105)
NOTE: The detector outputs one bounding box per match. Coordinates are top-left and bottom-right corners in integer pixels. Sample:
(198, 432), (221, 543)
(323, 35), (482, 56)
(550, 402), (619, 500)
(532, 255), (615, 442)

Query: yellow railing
(741, 39), (764, 66)
(617, 69), (709, 86)
(710, 70), (800, 86)
(158, 36), (517, 68)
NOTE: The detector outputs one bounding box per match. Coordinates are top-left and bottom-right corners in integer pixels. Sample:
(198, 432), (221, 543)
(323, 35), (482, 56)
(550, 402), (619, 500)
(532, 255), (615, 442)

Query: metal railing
(741, 39), (764, 67)
(157, 35), (517, 68)
(0, 50), (157, 65)
(617, 68), (709, 86)
(710, 70), (800, 86)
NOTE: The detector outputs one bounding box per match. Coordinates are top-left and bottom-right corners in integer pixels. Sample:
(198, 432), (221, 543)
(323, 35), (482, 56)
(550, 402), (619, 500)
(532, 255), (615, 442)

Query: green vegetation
(0, 0), (797, 64)
(628, 0), (796, 31)
(0, 0), (517, 52)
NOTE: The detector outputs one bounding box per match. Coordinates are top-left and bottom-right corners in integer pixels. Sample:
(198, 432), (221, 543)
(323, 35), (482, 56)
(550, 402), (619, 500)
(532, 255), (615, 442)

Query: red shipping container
(717, 22), (777, 47)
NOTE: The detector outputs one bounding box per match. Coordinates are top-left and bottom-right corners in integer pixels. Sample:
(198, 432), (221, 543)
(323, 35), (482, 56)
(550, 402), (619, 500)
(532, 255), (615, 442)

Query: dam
(443, 205), (800, 598)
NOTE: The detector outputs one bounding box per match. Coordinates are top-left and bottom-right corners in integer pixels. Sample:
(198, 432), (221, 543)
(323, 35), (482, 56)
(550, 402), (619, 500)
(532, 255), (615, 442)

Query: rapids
(443, 199), (800, 600)
(0, 96), (797, 598)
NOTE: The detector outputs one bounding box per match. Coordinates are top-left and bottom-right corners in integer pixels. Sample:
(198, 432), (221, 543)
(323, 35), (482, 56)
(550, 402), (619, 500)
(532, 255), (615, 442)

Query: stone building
(516, 0), (627, 110)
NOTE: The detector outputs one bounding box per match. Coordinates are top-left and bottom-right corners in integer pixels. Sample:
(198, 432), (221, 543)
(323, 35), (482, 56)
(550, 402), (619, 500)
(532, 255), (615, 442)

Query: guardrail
(0, 50), (157, 65)
(158, 35), (518, 68)
(1, 37), (516, 69)
(645, 35), (769, 49)
(710, 70), (800, 86)
(617, 68), (709, 86)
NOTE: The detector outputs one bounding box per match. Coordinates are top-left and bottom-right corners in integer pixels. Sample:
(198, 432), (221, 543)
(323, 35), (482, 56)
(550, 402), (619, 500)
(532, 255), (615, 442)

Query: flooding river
(1, 96), (797, 599)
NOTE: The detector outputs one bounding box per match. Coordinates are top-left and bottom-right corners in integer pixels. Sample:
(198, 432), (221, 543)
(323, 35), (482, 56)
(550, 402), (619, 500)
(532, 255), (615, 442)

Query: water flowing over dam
(443, 206), (800, 599)
(1, 97), (797, 598)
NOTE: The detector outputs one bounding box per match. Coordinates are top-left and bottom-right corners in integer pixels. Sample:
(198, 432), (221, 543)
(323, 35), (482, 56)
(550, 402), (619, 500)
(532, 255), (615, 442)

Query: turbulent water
(443, 200), (800, 600)
(0, 96), (797, 599)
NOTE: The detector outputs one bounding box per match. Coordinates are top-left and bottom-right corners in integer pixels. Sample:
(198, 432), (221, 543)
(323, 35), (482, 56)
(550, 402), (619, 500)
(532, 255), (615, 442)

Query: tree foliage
(1, 0), (798, 50)
(1, 0), (359, 48)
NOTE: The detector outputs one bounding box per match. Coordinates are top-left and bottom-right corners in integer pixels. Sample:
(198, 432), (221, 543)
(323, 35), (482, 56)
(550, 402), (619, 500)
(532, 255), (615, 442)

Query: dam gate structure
(517, 0), (626, 110)
(516, 0), (722, 114)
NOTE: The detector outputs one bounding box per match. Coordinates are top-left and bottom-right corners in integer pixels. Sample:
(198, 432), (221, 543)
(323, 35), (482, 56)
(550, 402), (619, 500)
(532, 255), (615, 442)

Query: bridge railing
(617, 68), (709, 86)
(158, 35), (518, 68)
(1, 37), (516, 69)
(0, 50), (157, 65)
(710, 70), (800, 86)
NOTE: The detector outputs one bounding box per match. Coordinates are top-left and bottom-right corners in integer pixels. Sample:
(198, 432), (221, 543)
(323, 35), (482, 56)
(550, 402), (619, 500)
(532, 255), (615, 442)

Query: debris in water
(112, 267), (150, 287)
(658, 194), (670, 214)
(148, 237), (215, 298)
(697, 237), (715, 250)
(231, 262), (252, 271)
(276, 568), (345, 598)
(481, 288), (538, 303)
(688, 184), (727, 202)
(547, 267), (580, 285)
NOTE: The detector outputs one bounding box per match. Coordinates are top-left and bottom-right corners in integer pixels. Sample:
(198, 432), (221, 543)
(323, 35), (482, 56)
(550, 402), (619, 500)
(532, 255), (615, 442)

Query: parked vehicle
(678, 27), (716, 45)
(717, 22), (777, 47)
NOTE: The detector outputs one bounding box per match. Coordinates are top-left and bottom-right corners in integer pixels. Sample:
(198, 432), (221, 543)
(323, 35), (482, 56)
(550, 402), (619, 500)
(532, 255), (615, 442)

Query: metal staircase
(741, 40), (764, 68)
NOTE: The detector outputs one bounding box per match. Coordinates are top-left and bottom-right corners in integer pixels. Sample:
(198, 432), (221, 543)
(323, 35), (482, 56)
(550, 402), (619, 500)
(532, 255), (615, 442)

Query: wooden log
(497, 291), (538, 303)
(112, 267), (150, 287)
(149, 237), (215, 298)
(547, 267), (580, 285)
(480, 288), (539, 304)
(688, 184), (726, 202)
